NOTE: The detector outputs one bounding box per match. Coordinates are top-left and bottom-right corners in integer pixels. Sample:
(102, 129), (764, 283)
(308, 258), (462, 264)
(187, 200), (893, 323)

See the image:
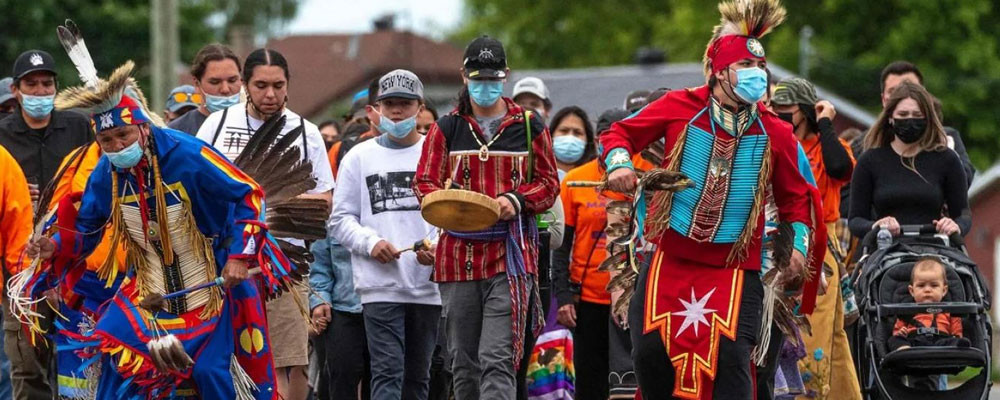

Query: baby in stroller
(888, 256), (971, 351)
(886, 256), (972, 391)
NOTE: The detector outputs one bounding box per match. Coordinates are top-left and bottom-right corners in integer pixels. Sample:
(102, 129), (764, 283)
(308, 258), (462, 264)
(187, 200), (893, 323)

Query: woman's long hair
(549, 106), (596, 167)
(863, 81), (947, 180)
(863, 81), (947, 153)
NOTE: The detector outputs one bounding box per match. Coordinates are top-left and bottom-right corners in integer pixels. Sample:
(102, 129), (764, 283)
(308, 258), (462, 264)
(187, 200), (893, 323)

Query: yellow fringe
(128, 240), (150, 298)
(97, 171), (124, 287)
(151, 153), (174, 266)
(726, 143), (772, 266)
(644, 127), (688, 240)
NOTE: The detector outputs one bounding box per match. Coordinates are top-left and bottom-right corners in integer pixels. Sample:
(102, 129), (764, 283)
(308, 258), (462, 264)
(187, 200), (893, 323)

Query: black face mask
(892, 118), (927, 144)
(777, 112), (795, 126)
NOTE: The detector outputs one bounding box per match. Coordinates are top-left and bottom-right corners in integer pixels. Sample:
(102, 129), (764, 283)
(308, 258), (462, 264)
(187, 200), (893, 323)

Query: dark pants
(629, 267), (763, 400)
(363, 302), (441, 400)
(314, 310), (370, 400)
(575, 301), (610, 400)
(428, 314), (452, 400)
(608, 318), (637, 399)
(755, 322), (785, 400)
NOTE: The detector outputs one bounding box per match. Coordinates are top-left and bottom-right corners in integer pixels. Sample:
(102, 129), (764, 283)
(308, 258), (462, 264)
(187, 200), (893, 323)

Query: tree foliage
(453, 0), (1000, 168)
(0, 0), (299, 90)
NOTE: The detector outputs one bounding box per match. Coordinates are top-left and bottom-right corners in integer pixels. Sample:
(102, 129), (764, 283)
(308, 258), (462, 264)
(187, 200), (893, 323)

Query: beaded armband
(791, 221), (810, 257)
(605, 148), (634, 173)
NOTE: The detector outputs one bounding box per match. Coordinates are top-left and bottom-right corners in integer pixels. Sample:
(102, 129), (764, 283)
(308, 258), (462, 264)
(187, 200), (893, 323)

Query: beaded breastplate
(668, 107), (769, 244)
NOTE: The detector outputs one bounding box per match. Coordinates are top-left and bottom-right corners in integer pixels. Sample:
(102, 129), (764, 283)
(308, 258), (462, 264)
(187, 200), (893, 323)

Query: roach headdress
(53, 20), (164, 131)
(703, 0), (787, 76)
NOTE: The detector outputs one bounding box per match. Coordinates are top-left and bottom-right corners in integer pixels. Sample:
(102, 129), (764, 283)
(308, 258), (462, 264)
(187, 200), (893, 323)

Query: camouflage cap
(772, 77), (818, 106)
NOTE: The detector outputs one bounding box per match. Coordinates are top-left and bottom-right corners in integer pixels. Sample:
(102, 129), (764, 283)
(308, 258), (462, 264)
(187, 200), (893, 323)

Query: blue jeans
(363, 302), (441, 400)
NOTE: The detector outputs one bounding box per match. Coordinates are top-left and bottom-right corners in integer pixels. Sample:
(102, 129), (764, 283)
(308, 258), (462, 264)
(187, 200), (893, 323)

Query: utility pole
(799, 25), (814, 79)
(151, 0), (179, 113)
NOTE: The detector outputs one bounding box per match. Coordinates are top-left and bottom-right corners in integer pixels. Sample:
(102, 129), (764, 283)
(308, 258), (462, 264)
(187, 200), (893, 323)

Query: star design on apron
(675, 286), (718, 338)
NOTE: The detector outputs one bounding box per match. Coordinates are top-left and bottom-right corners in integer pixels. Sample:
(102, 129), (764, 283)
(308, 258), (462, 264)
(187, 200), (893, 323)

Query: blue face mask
(377, 111), (418, 139)
(106, 140), (145, 169)
(467, 80), (504, 107)
(731, 67), (768, 104)
(552, 135), (586, 164)
(204, 93), (240, 113)
(21, 94), (54, 119)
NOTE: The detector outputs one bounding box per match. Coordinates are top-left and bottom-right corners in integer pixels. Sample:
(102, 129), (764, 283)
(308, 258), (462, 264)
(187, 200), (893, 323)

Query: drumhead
(421, 190), (501, 232)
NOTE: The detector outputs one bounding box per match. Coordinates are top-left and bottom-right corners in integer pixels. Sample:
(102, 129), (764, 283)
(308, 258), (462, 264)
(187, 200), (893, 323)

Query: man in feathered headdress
(16, 21), (310, 399)
(599, 0), (826, 398)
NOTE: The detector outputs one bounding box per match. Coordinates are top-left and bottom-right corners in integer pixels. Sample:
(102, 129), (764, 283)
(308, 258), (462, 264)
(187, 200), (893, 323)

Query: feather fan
(233, 113), (327, 274)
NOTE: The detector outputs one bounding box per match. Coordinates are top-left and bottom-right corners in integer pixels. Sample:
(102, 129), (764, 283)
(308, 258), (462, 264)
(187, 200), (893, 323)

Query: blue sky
(285, 0), (464, 39)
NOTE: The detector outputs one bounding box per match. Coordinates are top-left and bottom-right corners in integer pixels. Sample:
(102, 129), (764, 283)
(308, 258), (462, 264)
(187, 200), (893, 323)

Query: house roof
(969, 162), (1000, 203)
(506, 63), (876, 128)
(263, 31), (465, 118)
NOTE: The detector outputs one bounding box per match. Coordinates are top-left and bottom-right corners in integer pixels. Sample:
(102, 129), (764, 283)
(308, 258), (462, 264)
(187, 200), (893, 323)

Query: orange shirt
(799, 134), (854, 223)
(327, 143), (339, 180)
(0, 145), (31, 283)
(893, 312), (963, 338)
(562, 158), (646, 304)
(50, 143), (124, 274)
(633, 154), (656, 172)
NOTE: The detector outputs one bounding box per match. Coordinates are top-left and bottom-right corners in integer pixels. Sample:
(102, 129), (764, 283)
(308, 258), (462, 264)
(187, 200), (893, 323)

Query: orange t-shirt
(799, 134), (854, 223)
(327, 143), (339, 180)
(50, 143), (125, 274)
(562, 159), (641, 304)
(893, 313), (963, 338)
(633, 154), (656, 172)
(0, 145), (32, 283)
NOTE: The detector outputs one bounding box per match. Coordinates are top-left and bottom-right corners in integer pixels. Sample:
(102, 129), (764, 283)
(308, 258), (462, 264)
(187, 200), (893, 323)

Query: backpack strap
(525, 111), (534, 184)
(300, 117), (308, 161)
(210, 107), (229, 147)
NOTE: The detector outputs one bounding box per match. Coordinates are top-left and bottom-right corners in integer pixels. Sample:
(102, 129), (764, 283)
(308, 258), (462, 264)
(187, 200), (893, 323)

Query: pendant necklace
(467, 120), (505, 161)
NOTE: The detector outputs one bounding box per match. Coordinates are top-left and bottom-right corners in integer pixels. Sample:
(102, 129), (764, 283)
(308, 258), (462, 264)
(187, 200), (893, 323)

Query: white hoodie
(330, 137), (440, 306)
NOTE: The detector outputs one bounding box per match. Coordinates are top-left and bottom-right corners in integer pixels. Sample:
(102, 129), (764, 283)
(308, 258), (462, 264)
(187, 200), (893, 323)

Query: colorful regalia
(9, 22), (303, 399)
(46, 142), (127, 399)
(597, 1), (826, 398)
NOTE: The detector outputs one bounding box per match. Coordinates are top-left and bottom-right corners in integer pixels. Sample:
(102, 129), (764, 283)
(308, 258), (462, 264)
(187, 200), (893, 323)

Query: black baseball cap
(12, 50), (57, 80)
(463, 36), (507, 79)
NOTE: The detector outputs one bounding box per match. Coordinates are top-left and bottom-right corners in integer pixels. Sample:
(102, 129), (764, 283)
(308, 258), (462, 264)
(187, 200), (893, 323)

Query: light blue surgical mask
(376, 110), (418, 139)
(732, 67), (768, 104)
(552, 135), (586, 164)
(204, 93), (240, 113)
(21, 94), (54, 119)
(106, 140), (144, 169)
(467, 80), (504, 107)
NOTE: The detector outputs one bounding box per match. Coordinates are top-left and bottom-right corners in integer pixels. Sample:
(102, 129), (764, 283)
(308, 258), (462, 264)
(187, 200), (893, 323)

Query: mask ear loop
(718, 67), (748, 107)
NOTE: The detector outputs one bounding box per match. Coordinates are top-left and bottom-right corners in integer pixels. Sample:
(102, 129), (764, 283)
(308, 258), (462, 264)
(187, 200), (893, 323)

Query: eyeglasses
(171, 92), (203, 104)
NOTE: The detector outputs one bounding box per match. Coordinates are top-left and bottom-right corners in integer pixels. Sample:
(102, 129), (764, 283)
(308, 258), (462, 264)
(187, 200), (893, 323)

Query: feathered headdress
(53, 20), (163, 131)
(703, 0), (787, 76)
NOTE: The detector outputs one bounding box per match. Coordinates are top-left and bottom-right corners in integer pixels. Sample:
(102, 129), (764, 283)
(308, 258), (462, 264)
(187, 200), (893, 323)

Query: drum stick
(395, 239), (432, 256)
(566, 181), (603, 187)
(139, 267), (261, 311)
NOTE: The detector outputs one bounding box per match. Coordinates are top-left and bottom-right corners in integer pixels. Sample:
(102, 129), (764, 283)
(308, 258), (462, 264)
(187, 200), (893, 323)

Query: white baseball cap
(512, 77), (550, 104)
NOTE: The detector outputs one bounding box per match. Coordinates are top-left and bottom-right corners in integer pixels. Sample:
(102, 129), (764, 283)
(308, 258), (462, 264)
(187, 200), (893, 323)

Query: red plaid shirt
(413, 99), (560, 283)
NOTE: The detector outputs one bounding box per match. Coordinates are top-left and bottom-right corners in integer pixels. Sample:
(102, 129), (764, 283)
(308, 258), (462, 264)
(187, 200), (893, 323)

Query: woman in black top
(848, 81), (970, 238)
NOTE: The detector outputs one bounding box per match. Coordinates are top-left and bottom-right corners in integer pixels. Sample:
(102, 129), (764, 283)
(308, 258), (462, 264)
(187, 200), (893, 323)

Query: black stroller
(851, 224), (992, 399)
